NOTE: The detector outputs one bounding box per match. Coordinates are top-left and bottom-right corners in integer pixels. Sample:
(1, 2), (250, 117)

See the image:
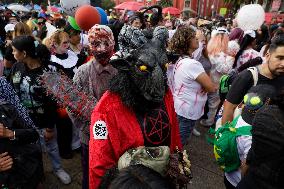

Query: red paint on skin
(63, 44), (69, 49)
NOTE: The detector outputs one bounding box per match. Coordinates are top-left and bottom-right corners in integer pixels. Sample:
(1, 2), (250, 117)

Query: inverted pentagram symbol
(143, 108), (170, 145)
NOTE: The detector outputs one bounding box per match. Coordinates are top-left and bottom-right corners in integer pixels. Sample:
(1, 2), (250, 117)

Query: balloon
(68, 16), (81, 31)
(95, 7), (108, 25)
(236, 4), (265, 31)
(60, 0), (90, 16)
(75, 5), (101, 31)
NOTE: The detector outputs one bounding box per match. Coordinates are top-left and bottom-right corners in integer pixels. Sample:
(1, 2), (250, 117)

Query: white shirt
(209, 52), (234, 85)
(167, 57), (207, 120)
(236, 48), (260, 68)
(225, 116), (252, 187)
(50, 50), (78, 69)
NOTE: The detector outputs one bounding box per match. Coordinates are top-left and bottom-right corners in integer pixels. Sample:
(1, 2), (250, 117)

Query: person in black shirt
(237, 88), (284, 189)
(9, 35), (71, 185)
(222, 34), (284, 125)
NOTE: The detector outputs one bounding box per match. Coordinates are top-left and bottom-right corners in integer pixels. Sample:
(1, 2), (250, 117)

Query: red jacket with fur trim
(89, 90), (182, 188)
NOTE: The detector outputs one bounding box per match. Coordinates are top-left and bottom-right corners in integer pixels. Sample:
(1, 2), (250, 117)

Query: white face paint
(60, 0), (90, 16)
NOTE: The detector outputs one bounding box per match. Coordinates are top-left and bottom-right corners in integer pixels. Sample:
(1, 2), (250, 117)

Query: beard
(268, 60), (284, 77)
(93, 51), (113, 66)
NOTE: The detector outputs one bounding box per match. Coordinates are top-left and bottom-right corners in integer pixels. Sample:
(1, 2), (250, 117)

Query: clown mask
(88, 25), (115, 65)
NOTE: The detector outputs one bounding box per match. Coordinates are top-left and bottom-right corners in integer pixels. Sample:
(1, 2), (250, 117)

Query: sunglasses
(38, 22), (45, 25)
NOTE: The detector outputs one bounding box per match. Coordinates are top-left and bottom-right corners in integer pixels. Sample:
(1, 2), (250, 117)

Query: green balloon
(68, 16), (81, 31)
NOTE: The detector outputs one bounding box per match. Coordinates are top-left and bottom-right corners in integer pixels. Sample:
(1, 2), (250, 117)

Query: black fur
(109, 71), (160, 113)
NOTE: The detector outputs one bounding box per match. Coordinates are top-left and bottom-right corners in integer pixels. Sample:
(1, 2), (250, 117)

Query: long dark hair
(11, 35), (51, 67)
(255, 24), (269, 51)
(233, 33), (256, 68)
(262, 29), (284, 56)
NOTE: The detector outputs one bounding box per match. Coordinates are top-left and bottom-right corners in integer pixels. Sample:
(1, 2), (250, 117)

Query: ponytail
(232, 34), (256, 68)
(36, 43), (51, 68)
(12, 35), (51, 67)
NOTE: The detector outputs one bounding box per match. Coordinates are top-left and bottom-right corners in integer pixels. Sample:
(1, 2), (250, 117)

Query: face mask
(118, 146), (170, 175)
(89, 37), (114, 66)
(93, 50), (113, 65)
(130, 52), (166, 103)
(88, 25), (115, 65)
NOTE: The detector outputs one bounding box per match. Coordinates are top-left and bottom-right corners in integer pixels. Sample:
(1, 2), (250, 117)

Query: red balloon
(75, 5), (101, 31)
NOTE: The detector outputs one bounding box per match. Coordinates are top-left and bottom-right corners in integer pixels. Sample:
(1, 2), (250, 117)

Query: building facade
(114, 0), (232, 17)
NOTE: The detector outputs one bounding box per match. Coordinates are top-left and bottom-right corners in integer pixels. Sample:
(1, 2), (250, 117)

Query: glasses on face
(38, 22), (45, 25)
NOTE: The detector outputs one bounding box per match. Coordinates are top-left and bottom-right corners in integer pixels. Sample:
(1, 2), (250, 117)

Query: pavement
(42, 123), (225, 189)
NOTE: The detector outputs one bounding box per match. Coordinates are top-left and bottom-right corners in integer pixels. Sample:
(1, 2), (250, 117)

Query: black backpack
(0, 101), (43, 189)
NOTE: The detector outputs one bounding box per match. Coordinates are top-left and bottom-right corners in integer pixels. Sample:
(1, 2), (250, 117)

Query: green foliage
(101, 0), (115, 11)
(158, 0), (173, 8)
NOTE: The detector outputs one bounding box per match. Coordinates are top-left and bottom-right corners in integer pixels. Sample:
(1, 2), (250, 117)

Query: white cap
(244, 30), (256, 38)
(5, 24), (15, 32)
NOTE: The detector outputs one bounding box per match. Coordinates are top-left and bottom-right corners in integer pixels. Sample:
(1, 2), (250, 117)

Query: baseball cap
(4, 24), (15, 32)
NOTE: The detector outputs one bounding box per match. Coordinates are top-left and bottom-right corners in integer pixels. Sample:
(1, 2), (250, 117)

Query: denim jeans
(39, 128), (62, 171)
(177, 115), (196, 146)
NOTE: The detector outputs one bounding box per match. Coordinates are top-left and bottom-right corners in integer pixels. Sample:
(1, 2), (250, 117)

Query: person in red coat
(89, 27), (182, 188)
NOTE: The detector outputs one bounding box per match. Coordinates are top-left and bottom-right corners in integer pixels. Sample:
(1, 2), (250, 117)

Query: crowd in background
(0, 4), (283, 189)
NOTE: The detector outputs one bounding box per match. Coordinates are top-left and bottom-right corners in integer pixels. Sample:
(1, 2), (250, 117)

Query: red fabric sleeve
(165, 90), (182, 151)
(89, 111), (116, 189)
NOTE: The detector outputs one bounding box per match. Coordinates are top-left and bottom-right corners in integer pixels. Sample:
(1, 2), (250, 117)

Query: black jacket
(0, 100), (43, 189)
(9, 62), (57, 129)
(242, 105), (284, 189)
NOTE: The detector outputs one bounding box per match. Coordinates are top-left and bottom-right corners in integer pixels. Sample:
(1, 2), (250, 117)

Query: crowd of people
(0, 3), (283, 189)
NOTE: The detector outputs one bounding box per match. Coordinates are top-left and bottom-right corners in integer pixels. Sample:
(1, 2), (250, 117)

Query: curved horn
(142, 5), (162, 16)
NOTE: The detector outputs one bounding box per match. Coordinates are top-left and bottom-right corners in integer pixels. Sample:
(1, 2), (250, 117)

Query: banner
(219, 8), (227, 16)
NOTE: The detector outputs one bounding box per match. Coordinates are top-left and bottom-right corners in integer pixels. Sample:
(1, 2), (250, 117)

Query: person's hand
(0, 123), (14, 139)
(200, 88), (207, 95)
(44, 129), (54, 142)
(240, 160), (249, 177)
(5, 40), (12, 47)
(0, 152), (13, 172)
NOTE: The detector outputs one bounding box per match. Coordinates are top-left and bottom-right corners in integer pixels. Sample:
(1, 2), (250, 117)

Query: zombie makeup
(88, 25), (115, 65)
(54, 35), (70, 54)
(118, 146), (170, 175)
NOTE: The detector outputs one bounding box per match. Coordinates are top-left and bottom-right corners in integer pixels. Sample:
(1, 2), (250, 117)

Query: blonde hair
(13, 22), (32, 38)
(42, 37), (52, 50)
(207, 33), (229, 56)
(50, 31), (69, 46)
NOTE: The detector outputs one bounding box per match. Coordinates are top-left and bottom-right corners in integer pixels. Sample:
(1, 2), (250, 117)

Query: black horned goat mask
(110, 39), (168, 103)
